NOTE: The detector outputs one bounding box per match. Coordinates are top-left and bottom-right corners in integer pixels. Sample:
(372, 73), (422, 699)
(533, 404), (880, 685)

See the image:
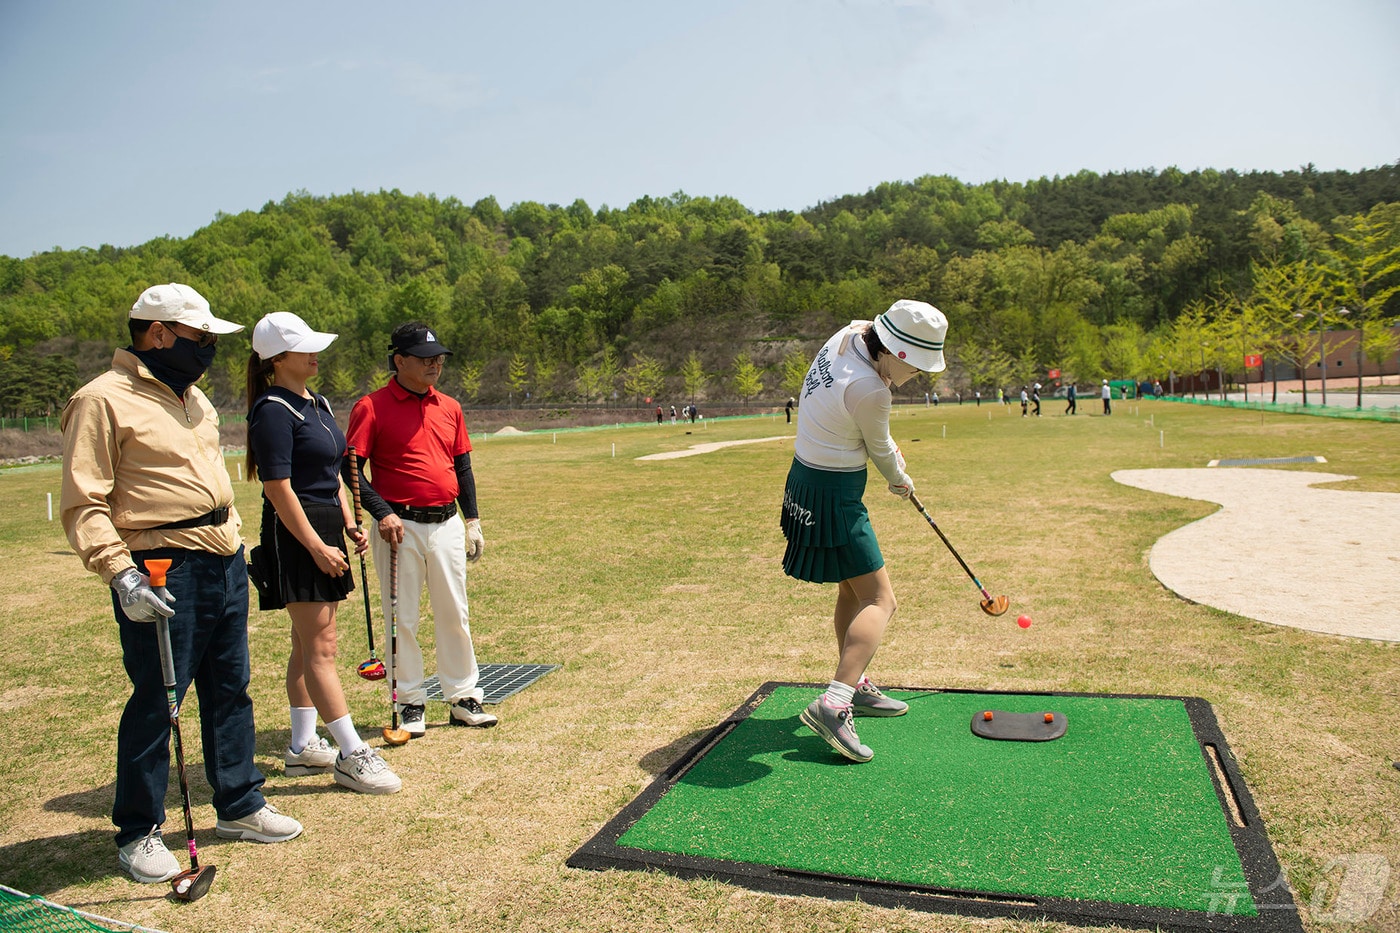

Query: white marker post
(47, 492), (53, 521)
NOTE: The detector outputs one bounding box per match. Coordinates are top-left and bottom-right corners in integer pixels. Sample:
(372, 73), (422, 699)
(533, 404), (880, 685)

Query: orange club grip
(145, 558), (172, 587)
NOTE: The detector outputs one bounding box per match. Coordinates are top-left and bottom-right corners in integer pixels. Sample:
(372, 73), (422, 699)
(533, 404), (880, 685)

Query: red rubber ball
(1017, 615), (1032, 628)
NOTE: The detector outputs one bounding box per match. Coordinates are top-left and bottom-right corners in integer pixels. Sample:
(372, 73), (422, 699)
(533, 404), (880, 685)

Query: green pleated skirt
(780, 458), (884, 584)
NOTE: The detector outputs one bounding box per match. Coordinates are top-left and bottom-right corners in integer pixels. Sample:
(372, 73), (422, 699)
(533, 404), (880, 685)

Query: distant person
(932, 391), (939, 407)
(783, 299), (949, 763)
(1102, 379), (1112, 415)
(1153, 380), (1163, 398)
(785, 396), (794, 423)
(1065, 383), (1077, 415)
(246, 312), (401, 795)
(656, 405), (663, 425)
(974, 390), (981, 406)
(1000, 388), (1007, 406)
(670, 405), (677, 423)
(346, 322), (497, 736)
(1019, 386), (1028, 417)
(1031, 383), (1041, 417)
(688, 403), (698, 423)
(60, 284), (303, 887)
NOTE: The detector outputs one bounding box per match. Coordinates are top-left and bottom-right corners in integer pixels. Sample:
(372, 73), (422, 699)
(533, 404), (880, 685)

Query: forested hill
(2, 163), (1398, 415)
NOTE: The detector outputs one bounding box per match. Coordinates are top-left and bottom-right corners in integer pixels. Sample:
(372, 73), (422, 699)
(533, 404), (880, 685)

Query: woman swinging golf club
(782, 299), (948, 762)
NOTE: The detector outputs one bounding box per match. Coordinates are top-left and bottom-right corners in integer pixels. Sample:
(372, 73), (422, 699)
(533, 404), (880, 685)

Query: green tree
(1322, 204), (1400, 406)
(1247, 260), (1329, 404)
(457, 360), (484, 403)
(731, 352), (765, 400)
(778, 348), (809, 398)
(680, 351), (708, 402)
(506, 352), (529, 404)
(623, 352), (666, 404)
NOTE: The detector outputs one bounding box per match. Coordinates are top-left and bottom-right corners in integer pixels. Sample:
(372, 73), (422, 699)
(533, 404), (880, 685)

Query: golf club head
(382, 726), (411, 746)
(980, 595), (1011, 617)
(357, 658), (386, 681)
(171, 864), (215, 902)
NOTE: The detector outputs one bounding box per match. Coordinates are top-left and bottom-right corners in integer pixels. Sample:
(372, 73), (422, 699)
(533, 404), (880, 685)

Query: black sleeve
(454, 451), (479, 521)
(341, 456), (393, 523)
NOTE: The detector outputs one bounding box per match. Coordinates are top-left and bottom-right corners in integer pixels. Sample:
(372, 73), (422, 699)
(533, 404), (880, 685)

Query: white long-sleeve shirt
(793, 322), (910, 488)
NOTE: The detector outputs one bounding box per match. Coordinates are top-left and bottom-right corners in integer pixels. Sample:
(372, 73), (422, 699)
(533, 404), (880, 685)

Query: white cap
(252, 312), (337, 359)
(130, 283), (243, 334)
(873, 299), (947, 373)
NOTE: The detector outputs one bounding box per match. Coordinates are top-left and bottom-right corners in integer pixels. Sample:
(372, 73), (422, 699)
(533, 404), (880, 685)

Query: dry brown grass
(0, 401), (1396, 932)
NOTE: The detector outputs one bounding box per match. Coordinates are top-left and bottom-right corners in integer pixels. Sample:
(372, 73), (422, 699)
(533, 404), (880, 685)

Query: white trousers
(372, 514), (482, 705)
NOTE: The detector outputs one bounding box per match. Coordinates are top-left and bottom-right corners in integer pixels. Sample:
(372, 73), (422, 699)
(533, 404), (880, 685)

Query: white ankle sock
(823, 680), (856, 707)
(326, 714), (367, 757)
(289, 707), (318, 753)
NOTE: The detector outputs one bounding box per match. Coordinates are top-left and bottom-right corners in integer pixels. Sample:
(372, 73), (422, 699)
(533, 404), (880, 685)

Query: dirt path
(635, 436), (791, 460)
(1112, 468), (1400, 642)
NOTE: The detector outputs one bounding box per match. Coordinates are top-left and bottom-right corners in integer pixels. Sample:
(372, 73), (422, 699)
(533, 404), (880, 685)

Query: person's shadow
(638, 714), (859, 792)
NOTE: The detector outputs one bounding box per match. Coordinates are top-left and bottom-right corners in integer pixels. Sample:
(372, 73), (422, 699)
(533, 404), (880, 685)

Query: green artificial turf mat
(572, 683), (1302, 933)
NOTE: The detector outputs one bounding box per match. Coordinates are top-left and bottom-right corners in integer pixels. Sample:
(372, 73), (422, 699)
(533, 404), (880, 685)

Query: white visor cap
(873, 299), (947, 373)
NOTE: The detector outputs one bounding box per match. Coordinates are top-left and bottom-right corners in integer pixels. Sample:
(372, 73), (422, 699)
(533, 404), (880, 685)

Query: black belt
(389, 502), (457, 524)
(153, 507), (230, 530)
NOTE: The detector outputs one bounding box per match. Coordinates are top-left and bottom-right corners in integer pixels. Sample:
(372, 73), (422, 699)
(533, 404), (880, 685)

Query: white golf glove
(111, 567), (177, 623)
(465, 518), (485, 563)
(887, 472), (915, 500)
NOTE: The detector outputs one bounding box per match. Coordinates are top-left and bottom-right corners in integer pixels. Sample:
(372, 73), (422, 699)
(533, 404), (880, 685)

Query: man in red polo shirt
(345, 322), (497, 735)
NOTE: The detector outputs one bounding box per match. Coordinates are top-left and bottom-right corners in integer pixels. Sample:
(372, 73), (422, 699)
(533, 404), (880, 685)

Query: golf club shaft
(909, 494), (994, 600)
(388, 543), (400, 730)
(348, 447), (377, 655)
(155, 614), (201, 872)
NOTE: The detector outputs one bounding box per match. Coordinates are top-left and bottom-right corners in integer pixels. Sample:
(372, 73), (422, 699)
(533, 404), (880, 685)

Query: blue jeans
(112, 548), (266, 848)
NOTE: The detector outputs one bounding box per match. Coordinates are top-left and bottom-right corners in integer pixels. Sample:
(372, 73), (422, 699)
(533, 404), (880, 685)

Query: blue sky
(2, 0), (1397, 258)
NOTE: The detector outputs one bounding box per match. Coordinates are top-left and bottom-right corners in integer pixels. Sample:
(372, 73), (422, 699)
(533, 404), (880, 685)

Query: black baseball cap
(389, 322), (453, 358)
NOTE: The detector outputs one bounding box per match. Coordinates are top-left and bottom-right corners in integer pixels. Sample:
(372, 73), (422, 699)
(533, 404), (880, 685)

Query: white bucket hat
(130, 283), (243, 334)
(873, 299), (947, 373)
(252, 311), (338, 360)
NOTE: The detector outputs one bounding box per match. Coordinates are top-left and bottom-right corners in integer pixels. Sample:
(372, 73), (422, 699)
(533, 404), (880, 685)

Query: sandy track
(1112, 468), (1400, 641)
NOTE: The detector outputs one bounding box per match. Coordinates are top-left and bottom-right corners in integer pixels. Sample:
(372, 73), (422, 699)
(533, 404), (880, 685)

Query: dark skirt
(780, 459), (884, 584)
(256, 498), (354, 610)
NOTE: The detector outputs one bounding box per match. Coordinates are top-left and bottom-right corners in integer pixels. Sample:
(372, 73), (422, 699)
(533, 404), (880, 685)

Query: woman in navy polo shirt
(246, 312), (401, 796)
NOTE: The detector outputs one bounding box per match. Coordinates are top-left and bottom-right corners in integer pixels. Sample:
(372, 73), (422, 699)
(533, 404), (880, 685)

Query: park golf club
(347, 447), (385, 681)
(145, 559), (217, 902)
(382, 543), (411, 746)
(908, 494), (1010, 617)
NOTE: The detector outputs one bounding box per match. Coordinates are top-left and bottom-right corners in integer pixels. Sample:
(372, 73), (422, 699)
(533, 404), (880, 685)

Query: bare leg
(831, 567), (897, 687)
(286, 601), (348, 723)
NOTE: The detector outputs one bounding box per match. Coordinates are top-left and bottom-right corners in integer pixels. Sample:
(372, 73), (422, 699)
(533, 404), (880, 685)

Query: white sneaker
(449, 697), (498, 728)
(285, 735), (337, 775)
(400, 703), (426, 737)
(215, 803), (303, 843)
(118, 825), (179, 883)
(333, 746), (403, 795)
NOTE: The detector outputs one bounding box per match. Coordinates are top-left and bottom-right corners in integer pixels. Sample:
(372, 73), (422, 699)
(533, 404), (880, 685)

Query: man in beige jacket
(61, 284), (302, 886)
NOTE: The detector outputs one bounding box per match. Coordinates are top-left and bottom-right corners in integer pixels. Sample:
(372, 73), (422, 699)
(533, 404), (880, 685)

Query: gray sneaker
(400, 703), (426, 737)
(118, 826), (179, 883)
(333, 746), (403, 795)
(215, 803), (303, 843)
(285, 735), (337, 775)
(799, 697), (873, 762)
(852, 677), (909, 717)
(449, 697), (498, 728)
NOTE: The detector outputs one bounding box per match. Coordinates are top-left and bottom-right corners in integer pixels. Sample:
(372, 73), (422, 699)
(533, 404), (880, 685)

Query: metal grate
(422, 663), (559, 705)
(1207, 455), (1326, 467)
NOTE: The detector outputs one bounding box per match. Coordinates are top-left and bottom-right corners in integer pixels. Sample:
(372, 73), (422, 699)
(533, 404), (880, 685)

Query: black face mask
(134, 337), (218, 396)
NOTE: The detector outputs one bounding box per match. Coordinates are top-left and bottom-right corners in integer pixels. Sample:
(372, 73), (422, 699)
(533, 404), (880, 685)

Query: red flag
(1243, 354), (1262, 368)
(1047, 368), (1061, 379)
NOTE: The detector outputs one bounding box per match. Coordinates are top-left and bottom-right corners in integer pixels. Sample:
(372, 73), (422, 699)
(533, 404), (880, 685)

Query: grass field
(0, 399), (1395, 933)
